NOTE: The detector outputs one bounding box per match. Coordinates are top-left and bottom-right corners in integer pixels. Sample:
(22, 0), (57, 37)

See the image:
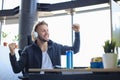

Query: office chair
(18, 35), (33, 80)
(18, 49), (28, 80)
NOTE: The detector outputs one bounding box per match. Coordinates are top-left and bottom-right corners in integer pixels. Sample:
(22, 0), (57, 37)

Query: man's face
(36, 24), (49, 42)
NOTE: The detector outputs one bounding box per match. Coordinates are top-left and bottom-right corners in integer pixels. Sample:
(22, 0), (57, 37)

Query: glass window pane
(1, 24), (19, 46)
(39, 15), (72, 67)
(39, 9), (111, 67)
(0, 0), (2, 10)
(39, 15), (72, 45)
(73, 10), (111, 67)
(3, 0), (20, 9)
(1, 8), (111, 68)
(37, 0), (71, 4)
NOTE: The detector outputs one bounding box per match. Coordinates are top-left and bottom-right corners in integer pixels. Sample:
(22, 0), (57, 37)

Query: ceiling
(0, 0), (119, 21)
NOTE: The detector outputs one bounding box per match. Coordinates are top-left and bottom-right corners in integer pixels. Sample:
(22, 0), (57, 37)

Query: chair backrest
(18, 49), (25, 75)
(27, 35), (33, 45)
(18, 35), (33, 80)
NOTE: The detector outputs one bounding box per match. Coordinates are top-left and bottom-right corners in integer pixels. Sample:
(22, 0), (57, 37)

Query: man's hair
(31, 21), (48, 41)
(34, 21), (48, 31)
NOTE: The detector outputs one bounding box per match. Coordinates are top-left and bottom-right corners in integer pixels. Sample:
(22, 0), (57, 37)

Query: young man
(9, 21), (80, 75)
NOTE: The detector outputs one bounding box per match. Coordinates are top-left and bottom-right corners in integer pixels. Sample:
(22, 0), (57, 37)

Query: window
(1, 0), (20, 9)
(73, 10), (111, 67)
(1, 0), (112, 67)
(38, 9), (111, 67)
(1, 24), (19, 46)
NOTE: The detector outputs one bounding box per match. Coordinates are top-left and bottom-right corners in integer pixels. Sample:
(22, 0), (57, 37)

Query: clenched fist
(72, 24), (80, 32)
(8, 43), (17, 55)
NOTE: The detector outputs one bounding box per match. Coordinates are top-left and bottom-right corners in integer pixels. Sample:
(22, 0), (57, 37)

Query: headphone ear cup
(34, 31), (38, 38)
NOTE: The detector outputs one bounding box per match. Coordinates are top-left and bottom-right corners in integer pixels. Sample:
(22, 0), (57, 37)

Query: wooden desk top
(29, 68), (120, 73)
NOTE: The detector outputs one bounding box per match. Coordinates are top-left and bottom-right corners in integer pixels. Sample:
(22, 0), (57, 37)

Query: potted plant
(103, 40), (116, 53)
(1, 31), (8, 46)
(102, 39), (118, 68)
(12, 34), (20, 48)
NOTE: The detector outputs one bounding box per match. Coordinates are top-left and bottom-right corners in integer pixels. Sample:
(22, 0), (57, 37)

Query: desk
(28, 68), (120, 80)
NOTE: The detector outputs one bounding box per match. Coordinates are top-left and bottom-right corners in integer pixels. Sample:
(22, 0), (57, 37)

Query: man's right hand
(8, 43), (16, 55)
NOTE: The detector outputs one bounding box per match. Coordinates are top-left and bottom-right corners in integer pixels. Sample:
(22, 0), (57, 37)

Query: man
(9, 21), (80, 75)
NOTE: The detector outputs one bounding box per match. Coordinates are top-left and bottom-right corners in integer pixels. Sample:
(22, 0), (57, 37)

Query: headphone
(33, 31), (38, 38)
